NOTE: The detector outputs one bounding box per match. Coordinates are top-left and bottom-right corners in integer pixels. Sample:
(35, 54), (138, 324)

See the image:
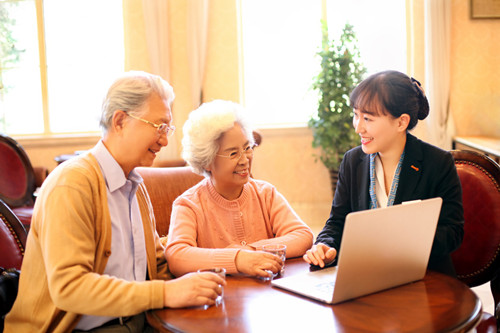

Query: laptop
(271, 197), (442, 304)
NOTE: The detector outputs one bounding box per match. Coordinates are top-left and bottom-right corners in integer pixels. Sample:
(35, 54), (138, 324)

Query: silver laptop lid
(331, 197), (442, 303)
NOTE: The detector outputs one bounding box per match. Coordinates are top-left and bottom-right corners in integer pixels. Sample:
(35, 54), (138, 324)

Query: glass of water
(197, 268), (226, 306)
(262, 244), (287, 277)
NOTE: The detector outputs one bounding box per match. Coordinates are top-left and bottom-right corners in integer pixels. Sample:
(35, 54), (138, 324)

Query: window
(241, 0), (406, 127)
(0, 0), (124, 135)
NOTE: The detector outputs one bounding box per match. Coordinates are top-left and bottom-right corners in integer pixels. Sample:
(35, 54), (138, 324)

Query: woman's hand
(162, 272), (226, 308)
(303, 243), (337, 268)
(235, 250), (282, 278)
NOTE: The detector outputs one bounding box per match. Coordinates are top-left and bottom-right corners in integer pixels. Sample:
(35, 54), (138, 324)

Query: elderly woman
(165, 100), (313, 278)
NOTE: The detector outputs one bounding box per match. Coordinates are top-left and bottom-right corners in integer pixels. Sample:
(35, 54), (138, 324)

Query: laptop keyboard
(313, 281), (336, 294)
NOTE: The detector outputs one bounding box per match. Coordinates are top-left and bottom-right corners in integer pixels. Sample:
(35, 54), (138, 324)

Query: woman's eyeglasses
(216, 144), (258, 161)
(126, 112), (175, 137)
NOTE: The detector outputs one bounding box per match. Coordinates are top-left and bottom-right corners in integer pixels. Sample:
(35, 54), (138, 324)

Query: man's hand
(163, 272), (226, 308)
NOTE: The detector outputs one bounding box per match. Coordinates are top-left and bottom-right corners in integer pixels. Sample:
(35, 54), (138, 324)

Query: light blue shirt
(75, 140), (147, 330)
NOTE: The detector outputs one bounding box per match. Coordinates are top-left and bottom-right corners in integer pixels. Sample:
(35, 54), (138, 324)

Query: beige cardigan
(5, 152), (170, 332)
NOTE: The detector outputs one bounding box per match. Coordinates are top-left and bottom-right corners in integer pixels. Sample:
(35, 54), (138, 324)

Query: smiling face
(352, 107), (409, 157)
(206, 123), (253, 200)
(105, 92), (173, 176)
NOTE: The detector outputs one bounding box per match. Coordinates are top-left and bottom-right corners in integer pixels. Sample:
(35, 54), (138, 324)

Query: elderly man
(4, 71), (224, 333)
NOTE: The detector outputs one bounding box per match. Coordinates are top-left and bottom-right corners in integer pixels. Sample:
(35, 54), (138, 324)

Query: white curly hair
(182, 100), (255, 177)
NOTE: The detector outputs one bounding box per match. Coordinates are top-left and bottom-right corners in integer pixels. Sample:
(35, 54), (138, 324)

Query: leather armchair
(136, 166), (203, 238)
(0, 199), (27, 331)
(0, 199), (26, 270)
(0, 133), (48, 231)
(450, 150), (500, 332)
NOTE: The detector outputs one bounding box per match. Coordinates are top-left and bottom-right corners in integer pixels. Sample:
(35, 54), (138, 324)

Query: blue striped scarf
(369, 151), (405, 209)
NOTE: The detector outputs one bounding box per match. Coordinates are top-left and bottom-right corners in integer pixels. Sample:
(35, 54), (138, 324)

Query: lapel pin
(411, 165), (419, 171)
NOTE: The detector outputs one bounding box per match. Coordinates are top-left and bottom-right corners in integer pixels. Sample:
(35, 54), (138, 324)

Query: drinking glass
(197, 268), (226, 306)
(262, 244), (287, 277)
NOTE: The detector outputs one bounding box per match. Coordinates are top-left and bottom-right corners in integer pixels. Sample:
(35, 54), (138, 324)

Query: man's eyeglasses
(216, 144), (258, 161)
(125, 112), (175, 137)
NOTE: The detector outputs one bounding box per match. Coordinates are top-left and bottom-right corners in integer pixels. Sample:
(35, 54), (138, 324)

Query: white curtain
(187, 0), (209, 109)
(142, 0), (177, 159)
(142, 0), (171, 81)
(141, 1), (209, 160)
(423, 0), (454, 149)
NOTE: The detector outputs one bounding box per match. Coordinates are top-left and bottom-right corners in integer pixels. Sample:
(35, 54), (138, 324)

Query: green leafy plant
(0, 2), (23, 131)
(308, 22), (366, 195)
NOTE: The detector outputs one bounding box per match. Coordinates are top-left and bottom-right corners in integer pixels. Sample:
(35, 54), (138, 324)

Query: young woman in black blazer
(303, 70), (464, 276)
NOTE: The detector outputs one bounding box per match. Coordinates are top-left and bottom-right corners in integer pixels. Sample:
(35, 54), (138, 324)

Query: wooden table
(147, 258), (482, 333)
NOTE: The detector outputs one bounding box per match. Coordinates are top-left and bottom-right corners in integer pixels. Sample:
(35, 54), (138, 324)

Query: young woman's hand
(303, 243), (337, 268)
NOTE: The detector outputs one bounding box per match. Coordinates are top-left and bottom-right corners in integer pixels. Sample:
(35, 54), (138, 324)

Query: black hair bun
(410, 77), (429, 120)
(417, 98), (429, 120)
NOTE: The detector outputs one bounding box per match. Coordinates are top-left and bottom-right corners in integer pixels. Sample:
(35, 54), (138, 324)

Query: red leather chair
(136, 166), (203, 238)
(451, 150), (500, 332)
(0, 199), (27, 331)
(0, 198), (26, 271)
(0, 133), (48, 231)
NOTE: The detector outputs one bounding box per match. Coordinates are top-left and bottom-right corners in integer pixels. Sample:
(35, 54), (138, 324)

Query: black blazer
(316, 133), (464, 276)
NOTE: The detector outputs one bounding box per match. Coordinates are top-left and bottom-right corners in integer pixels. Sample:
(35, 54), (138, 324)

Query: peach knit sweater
(166, 178), (313, 276)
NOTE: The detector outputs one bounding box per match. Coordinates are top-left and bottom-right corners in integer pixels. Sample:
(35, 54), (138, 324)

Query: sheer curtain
(141, 0), (177, 160)
(187, 0), (209, 109)
(138, 1), (209, 160)
(142, 0), (171, 81)
(407, 0), (455, 149)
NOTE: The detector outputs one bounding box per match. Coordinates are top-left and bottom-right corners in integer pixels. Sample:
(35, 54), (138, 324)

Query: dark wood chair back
(450, 150), (500, 329)
(0, 134), (36, 209)
(0, 134), (49, 231)
(0, 199), (26, 331)
(0, 199), (27, 270)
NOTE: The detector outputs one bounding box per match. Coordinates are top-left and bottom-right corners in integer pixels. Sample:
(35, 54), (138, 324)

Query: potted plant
(308, 22), (366, 196)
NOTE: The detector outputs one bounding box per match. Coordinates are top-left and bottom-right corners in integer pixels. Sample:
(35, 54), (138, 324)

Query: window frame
(1, 0), (123, 137)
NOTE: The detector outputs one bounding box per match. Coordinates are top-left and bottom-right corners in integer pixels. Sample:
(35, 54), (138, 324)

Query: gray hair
(100, 71), (175, 134)
(182, 100), (254, 177)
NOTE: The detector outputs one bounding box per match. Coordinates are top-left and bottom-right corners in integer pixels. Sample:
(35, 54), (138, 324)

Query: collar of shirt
(91, 140), (143, 193)
(374, 154), (389, 208)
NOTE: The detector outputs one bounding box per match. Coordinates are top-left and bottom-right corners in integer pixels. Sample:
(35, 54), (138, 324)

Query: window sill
(14, 133), (101, 149)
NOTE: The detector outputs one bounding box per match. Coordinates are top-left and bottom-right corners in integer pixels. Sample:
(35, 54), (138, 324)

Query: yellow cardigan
(5, 152), (170, 332)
